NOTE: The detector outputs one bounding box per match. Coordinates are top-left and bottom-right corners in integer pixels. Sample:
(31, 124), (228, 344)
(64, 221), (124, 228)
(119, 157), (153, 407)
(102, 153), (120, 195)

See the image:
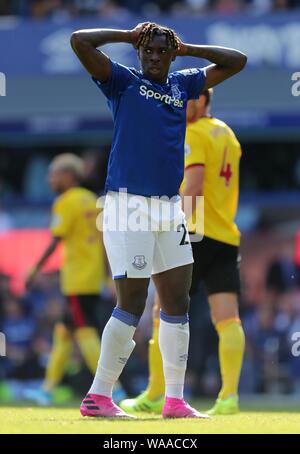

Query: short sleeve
(92, 59), (134, 101)
(50, 198), (73, 238)
(176, 68), (206, 100)
(185, 127), (207, 167)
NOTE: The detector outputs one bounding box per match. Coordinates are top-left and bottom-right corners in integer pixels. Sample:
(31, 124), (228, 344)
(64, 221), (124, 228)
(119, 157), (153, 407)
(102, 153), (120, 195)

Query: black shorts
(63, 294), (100, 330)
(189, 236), (241, 296)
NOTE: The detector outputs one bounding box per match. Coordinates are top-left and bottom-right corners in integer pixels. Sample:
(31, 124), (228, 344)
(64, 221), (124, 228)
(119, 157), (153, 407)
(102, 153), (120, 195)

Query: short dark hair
(136, 23), (179, 51)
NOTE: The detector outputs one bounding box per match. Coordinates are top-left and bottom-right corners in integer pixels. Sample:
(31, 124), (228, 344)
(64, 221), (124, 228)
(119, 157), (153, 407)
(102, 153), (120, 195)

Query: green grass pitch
(0, 400), (299, 434)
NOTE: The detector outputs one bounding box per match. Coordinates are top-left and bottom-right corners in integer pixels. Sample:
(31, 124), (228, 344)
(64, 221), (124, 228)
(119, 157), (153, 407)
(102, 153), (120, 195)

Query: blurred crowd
(0, 271), (118, 401)
(0, 0), (299, 18)
(1, 146), (299, 212)
(1, 149), (300, 401)
(1, 232), (300, 402)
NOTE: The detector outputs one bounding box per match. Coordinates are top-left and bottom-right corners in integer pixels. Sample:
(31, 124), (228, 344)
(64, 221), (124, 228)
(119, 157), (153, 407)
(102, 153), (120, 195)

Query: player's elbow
(227, 51), (248, 75)
(236, 52), (247, 72)
(70, 31), (85, 52)
(70, 31), (79, 51)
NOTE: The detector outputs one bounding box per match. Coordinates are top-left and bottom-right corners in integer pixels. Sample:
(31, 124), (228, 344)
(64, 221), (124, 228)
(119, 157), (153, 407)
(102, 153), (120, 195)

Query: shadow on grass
(1, 399), (300, 414)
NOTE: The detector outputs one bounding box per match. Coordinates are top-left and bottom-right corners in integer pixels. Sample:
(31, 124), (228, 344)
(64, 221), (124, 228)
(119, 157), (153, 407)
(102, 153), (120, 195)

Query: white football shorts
(102, 191), (193, 279)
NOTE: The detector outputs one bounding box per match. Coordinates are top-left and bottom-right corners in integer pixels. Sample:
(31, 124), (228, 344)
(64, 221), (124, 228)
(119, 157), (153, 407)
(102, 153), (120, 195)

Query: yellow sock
(75, 327), (101, 374)
(216, 318), (245, 400)
(44, 323), (72, 392)
(145, 318), (165, 400)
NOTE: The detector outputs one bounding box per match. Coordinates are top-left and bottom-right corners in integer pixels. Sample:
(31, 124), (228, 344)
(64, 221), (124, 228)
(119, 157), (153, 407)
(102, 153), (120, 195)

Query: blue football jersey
(93, 60), (206, 198)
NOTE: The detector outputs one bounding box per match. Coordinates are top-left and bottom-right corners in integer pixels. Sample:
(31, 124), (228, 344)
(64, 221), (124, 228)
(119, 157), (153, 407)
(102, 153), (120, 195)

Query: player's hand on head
(175, 37), (188, 57)
(130, 22), (151, 48)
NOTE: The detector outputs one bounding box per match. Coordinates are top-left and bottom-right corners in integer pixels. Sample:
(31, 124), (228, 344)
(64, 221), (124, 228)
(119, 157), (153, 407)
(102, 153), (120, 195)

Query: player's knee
(125, 300), (146, 317)
(175, 294), (190, 314)
(161, 292), (190, 316)
(119, 287), (148, 316)
(54, 323), (71, 341)
(133, 285), (148, 308)
(117, 279), (148, 315)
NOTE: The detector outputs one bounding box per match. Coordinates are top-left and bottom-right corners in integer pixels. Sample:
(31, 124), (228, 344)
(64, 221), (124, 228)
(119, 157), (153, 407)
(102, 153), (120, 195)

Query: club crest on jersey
(132, 255), (147, 270)
(171, 84), (181, 100)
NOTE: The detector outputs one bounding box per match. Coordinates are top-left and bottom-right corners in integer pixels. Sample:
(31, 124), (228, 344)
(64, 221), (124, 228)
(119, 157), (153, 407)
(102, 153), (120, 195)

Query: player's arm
(26, 237), (61, 289)
(70, 23), (149, 82)
(181, 165), (205, 221)
(177, 41), (247, 89)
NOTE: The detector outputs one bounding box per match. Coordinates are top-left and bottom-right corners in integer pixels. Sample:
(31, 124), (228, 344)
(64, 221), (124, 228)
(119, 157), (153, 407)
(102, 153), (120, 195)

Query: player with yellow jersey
(182, 94), (241, 248)
(120, 90), (245, 416)
(25, 154), (106, 405)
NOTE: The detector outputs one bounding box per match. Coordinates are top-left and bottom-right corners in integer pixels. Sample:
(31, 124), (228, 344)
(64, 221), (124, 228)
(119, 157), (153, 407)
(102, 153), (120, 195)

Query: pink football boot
(80, 394), (136, 419)
(162, 397), (210, 419)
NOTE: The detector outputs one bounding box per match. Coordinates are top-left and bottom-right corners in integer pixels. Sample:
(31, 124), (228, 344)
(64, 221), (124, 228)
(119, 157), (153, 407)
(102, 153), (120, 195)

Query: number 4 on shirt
(220, 146), (232, 187)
